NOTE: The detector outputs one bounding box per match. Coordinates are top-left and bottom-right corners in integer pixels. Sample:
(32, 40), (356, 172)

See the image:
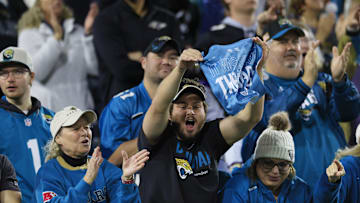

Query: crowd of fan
(0, 0), (360, 202)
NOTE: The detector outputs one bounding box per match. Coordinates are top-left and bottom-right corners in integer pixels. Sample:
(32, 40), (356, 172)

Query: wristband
(121, 175), (135, 184)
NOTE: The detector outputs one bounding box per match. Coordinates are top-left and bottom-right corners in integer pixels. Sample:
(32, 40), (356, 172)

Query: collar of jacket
(0, 96), (42, 115)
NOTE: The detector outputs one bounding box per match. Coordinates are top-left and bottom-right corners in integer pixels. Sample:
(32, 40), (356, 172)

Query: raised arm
(142, 49), (203, 144)
(329, 42), (360, 121)
(219, 37), (268, 145)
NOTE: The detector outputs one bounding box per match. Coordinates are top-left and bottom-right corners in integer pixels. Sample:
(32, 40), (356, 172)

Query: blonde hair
(18, 0), (73, 32)
(44, 138), (61, 162)
(335, 144), (360, 160)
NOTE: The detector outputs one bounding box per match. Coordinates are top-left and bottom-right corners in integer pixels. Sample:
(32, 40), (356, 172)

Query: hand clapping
(121, 149), (150, 182)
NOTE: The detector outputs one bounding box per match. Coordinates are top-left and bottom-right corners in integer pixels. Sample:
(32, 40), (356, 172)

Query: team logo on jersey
(298, 89), (318, 121)
(42, 113), (53, 124)
(24, 118), (32, 127)
(3, 49), (14, 60)
(43, 191), (57, 202)
(175, 158), (193, 180)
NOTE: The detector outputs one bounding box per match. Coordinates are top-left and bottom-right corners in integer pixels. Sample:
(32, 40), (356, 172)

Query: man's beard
(171, 121), (198, 143)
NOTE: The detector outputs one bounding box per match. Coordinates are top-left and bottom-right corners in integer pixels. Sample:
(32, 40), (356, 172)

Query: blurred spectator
(293, 20), (325, 72)
(223, 112), (313, 202)
(0, 154), (21, 203)
(195, 0), (259, 54)
(61, 0), (116, 24)
(289, 0), (338, 73)
(314, 145), (360, 202)
(153, 0), (200, 47)
(196, 0), (225, 34)
(31, 80), (58, 110)
(255, 0), (288, 43)
(63, 0), (93, 24)
(18, 0), (99, 112)
(93, 0), (182, 113)
(35, 106), (149, 202)
(335, 0), (360, 146)
(0, 47), (53, 203)
(0, 0), (28, 50)
(99, 36), (180, 165)
(241, 20), (360, 189)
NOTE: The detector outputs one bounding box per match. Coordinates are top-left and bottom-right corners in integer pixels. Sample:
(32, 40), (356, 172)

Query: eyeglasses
(259, 159), (290, 172)
(0, 69), (29, 80)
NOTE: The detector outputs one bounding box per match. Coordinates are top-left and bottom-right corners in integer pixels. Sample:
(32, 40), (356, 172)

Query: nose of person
(186, 107), (195, 115)
(287, 40), (299, 51)
(79, 126), (89, 136)
(269, 164), (281, 175)
(161, 57), (171, 65)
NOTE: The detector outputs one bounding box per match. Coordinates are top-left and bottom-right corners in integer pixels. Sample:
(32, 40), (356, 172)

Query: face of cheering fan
(170, 92), (206, 141)
(55, 117), (92, 159)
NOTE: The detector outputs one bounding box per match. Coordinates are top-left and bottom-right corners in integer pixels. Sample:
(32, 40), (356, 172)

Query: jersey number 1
(27, 139), (41, 173)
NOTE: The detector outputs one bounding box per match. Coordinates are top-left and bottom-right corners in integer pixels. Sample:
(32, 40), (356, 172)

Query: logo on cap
(3, 49), (14, 61)
(278, 18), (292, 26)
(158, 36), (171, 41)
(288, 149), (294, 161)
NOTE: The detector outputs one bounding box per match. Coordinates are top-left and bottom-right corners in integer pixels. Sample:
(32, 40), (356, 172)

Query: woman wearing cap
(222, 112), (313, 202)
(34, 106), (149, 203)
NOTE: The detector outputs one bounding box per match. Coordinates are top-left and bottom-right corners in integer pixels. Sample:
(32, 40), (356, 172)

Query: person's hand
(84, 2), (99, 35)
(83, 146), (103, 185)
(316, 12), (336, 43)
(331, 42), (351, 82)
(127, 51), (143, 62)
(257, 5), (279, 35)
(326, 159), (346, 183)
(252, 37), (269, 79)
(44, 1), (63, 40)
(177, 48), (203, 72)
(121, 149), (149, 180)
(257, 5), (279, 25)
(302, 40), (320, 87)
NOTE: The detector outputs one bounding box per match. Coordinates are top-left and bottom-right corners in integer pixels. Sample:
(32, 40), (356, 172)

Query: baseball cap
(173, 78), (206, 102)
(50, 106), (97, 138)
(0, 47), (33, 71)
(266, 19), (305, 40)
(143, 36), (181, 56)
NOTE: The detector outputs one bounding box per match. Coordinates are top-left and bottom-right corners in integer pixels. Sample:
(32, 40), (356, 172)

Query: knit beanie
(254, 112), (295, 163)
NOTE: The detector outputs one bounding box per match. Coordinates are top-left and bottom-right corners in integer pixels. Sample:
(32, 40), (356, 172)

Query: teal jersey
(0, 96), (53, 202)
(35, 156), (140, 202)
(100, 82), (152, 159)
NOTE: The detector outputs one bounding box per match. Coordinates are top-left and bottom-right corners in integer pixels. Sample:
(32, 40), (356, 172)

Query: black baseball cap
(143, 36), (181, 56)
(265, 19), (305, 40)
(173, 78), (206, 102)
